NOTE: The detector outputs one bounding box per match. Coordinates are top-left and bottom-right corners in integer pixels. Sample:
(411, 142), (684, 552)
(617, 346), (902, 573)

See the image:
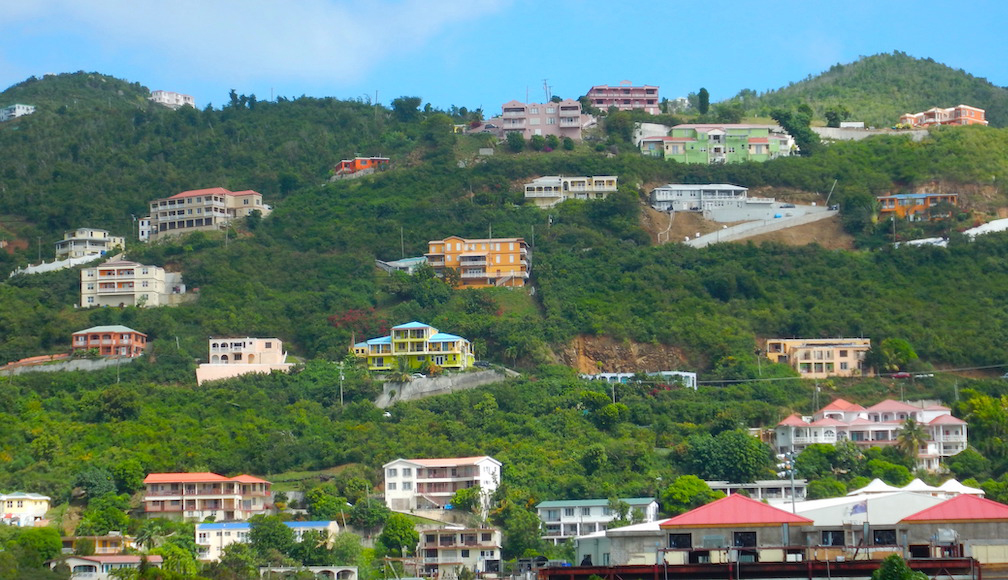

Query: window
(265, 342), (272, 349)
(388, 482), (397, 491)
(482, 533), (491, 542)
(669, 533), (692, 549)
(462, 549), (470, 557)
(821, 530), (844, 546)
(403, 482), (412, 490)
(582, 507), (591, 516)
(733, 532), (756, 547)
(564, 508), (575, 517)
(403, 467), (412, 477)
(387, 468), (398, 478)
(874, 529), (897, 545)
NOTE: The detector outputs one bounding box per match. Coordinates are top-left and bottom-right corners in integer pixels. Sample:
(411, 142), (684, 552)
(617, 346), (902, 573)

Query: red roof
(169, 187), (233, 199)
(929, 414), (966, 425)
(748, 137), (769, 143)
(659, 493), (812, 528)
(902, 494), (1008, 523)
(777, 413), (808, 427)
(867, 399), (920, 413)
(143, 472), (269, 484)
(820, 399), (865, 413)
(810, 417), (845, 427)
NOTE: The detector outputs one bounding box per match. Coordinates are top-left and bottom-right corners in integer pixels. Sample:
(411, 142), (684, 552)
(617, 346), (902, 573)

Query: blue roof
(429, 333), (464, 342)
(367, 336), (391, 345)
(393, 321), (431, 329)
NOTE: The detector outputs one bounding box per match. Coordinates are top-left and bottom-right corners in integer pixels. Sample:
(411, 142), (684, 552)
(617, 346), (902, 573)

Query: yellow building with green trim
(353, 321), (475, 371)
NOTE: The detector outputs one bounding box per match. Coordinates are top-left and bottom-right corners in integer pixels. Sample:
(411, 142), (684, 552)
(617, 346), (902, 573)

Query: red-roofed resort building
(143, 187), (271, 241)
(775, 399), (967, 471)
(142, 472), (271, 521)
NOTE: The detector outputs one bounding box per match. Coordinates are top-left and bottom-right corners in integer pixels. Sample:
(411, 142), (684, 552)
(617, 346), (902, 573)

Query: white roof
(602, 520), (664, 537)
(902, 478), (941, 494)
(937, 479), (985, 496)
(847, 478), (900, 495)
(964, 218), (1008, 238)
(794, 491), (945, 527)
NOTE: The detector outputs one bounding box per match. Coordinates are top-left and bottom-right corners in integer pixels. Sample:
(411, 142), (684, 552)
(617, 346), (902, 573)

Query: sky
(2, 0), (1007, 112)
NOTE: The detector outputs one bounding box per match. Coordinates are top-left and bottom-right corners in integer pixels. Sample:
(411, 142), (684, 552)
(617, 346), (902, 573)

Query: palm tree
(897, 417), (929, 463)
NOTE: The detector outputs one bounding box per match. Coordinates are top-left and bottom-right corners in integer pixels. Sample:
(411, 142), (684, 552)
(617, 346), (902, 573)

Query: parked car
(474, 360), (491, 368)
(890, 371), (911, 379)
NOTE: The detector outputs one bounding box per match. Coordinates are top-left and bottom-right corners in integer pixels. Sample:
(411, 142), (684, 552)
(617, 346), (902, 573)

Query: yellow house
(352, 321), (474, 372)
(425, 236), (529, 288)
(1, 492), (50, 527)
(765, 338), (871, 378)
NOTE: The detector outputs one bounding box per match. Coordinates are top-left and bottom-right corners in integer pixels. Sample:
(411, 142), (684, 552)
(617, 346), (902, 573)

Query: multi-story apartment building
(419, 527), (502, 577)
(0, 103), (35, 122)
(383, 456), (501, 511)
(196, 521), (340, 561)
(498, 99), (589, 140)
(877, 193), (958, 221)
(899, 104), (987, 127)
(774, 398), (967, 471)
(640, 124), (795, 164)
(142, 472), (271, 521)
(523, 176), (618, 208)
(195, 337), (293, 385)
(586, 82), (660, 114)
(71, 325), (148, 358)
(62, 534), (136, 555)
(425, 236), (529, 288)
(55, 228), (124, 259)
(354, 322), (475, 372)
(580, 371), (698, 390)
(705, 480), (808, 505)
(144, 187), (271, 241)
(536, 498), (659, 544)
(80, 259), (185, 308)
(764, 338), (871, 379)
(0, 492), (50, 527)
(649, 184), (750, 212)
(149, 90), (195, 109)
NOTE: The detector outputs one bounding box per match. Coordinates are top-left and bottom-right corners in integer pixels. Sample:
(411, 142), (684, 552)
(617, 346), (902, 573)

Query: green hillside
(4, 67), (1008, 576)
(745, 51), (1008, 128)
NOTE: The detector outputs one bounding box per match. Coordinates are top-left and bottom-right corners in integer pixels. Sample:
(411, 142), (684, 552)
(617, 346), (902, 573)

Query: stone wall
(375, 370), (509, 408)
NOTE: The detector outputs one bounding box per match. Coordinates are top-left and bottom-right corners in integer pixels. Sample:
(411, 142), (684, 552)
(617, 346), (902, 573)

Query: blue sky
(2, 0), (1006, 112)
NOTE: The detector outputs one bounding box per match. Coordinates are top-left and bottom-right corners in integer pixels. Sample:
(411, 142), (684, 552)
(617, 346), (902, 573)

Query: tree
(74, 466), (116, 499)
(698, 88), (710, 115)
(450, 486), (482, 515)
(249, 515), (295, 559)
(289, 529), (334, 566)
(897, 417), (929, 462)
(580, 444), (608, 475)
(872, 554), (928, 580)
(506, 131), (524, 152)
(806, 478), (847, 499)
(391, 96), (422, 122)
(378, 512), (419, 556)
(305, 486), (348, 521)
(75, 493), (130, 536)
(868, 338), (919, 373)
(824, 106), (850, 128)
(660, 475), (724, 516)
(10, 527), (62, 569)
(150, 541), (198, 576)
(946, 447), (991, 480)
(349, 500), (390, 537)
(683, 430), (774, 482)
(330, 532), (363, 565)
(770, 107), (821, 155)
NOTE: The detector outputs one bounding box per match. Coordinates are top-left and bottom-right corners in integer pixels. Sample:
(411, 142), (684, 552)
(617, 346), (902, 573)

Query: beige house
(1, 492), (50, 527)
(523, 176), (618, 208)
(80, 259), (185, 308)
(419, 527), (502, 578)
(55, 228), (124, 259)
(765, 338), (870, 378)
(144, 187), (271, 241)
(195, 337), (293, 385)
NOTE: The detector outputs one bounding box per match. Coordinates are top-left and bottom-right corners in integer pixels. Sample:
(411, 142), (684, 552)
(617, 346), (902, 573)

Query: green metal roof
(536, 497), (656, 509)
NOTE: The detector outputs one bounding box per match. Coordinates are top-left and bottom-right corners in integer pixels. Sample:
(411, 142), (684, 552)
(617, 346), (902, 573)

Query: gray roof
(536, 497), (656, 509)
(74, 325), (144, 335)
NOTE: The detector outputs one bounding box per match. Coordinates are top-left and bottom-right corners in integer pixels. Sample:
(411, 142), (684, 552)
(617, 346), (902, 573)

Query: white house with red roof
(774, 399), (967, 470)
(142, 472), (271, 521)
(382, 456), (501, 512)
(143, 187), (271, 241)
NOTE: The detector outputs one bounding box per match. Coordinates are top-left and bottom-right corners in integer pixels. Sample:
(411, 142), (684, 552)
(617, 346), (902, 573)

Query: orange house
(425, 236), (529, 288)
(334, 157), (390, 176)
(72, 325), (148, 357)
(877, 193), (958, 220)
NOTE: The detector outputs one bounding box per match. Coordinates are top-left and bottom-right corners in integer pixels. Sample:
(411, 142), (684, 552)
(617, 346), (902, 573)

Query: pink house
(498, 99), (591, 140)
(586, 81), (660, 114)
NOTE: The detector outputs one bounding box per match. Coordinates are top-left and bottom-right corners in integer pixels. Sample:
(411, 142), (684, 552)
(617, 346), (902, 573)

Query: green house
(640, 124), (795, 164)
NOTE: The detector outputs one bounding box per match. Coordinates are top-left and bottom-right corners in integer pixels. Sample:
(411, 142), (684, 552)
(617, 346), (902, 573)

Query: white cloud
(3, 0), (508, 85)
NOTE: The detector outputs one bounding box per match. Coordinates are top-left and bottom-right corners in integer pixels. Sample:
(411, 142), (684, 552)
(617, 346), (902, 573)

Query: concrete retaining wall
(1, 356), (139, 376)
(375, 370), (509, 408)
(687, 209), (838, 248)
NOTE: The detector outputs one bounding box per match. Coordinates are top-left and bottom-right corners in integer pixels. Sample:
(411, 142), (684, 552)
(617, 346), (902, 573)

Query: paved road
(686, 208), (838, 248)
